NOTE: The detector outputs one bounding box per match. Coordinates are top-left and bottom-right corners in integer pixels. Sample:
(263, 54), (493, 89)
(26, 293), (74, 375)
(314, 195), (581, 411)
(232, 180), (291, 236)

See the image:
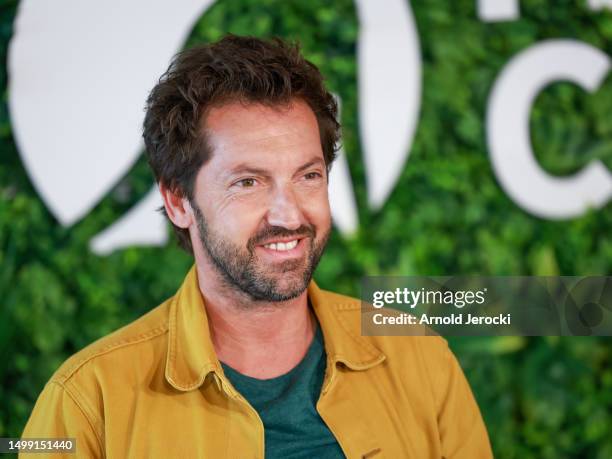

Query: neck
(195, 263), (316, 379)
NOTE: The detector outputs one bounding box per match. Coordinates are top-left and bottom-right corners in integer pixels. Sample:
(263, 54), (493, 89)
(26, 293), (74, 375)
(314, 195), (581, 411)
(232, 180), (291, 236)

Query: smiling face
(188, 99), (332, 303)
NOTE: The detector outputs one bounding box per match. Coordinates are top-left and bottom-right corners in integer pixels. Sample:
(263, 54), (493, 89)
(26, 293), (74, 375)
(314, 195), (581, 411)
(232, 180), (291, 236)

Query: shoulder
(317, 288), (491, 457)
(50, 297), (172, 385)
(24, 297), (174, 449)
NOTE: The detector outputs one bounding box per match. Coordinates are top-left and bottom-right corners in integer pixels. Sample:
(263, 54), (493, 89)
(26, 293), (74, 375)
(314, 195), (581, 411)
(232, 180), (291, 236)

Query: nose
(265, 183), (303, 230)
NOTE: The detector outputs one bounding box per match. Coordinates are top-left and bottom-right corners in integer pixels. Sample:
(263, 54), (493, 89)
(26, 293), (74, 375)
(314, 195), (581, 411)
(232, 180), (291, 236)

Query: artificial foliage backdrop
(1, 1), (611, 458)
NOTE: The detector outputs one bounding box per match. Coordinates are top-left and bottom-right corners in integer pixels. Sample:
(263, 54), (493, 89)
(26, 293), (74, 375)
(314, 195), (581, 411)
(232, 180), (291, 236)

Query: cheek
(301, 188), (331, 230)
(214, 198), (266, 242)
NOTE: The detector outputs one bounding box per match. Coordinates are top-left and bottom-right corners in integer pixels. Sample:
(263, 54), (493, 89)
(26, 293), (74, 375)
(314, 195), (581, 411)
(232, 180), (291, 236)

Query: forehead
(201, 99), (323, 170)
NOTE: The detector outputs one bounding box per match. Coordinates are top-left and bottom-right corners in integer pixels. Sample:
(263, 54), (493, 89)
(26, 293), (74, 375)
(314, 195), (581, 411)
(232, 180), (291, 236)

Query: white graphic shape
(8, 0), (215, 226)
(328, 95), (358, 235)
(487, 39), (612, 218)
(329, 148), (358, 234)
(90, 186), (167, 255)
(588, 0), (612, 11)
(478, 0), (520, 22)
(355, 0), (421, 209)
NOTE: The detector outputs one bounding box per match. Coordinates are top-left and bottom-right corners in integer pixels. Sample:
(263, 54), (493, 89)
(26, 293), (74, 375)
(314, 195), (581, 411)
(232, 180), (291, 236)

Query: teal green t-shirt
(221, 324), (345, 458)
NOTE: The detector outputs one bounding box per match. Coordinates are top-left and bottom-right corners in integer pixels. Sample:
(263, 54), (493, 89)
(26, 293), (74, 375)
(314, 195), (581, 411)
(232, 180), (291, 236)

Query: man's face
(189, 99), (332, 303)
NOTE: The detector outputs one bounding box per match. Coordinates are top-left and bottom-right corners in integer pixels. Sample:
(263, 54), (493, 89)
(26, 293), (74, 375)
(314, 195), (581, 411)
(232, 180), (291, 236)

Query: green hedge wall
(1, 0), (611, 457)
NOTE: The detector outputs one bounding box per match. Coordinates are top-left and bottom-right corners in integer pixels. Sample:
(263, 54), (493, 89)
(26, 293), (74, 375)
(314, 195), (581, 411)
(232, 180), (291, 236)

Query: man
(22, 35), (493, 458)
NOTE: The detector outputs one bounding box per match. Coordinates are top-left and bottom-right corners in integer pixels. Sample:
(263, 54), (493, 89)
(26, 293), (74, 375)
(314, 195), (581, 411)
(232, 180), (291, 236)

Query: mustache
(249, 225), (315, 247)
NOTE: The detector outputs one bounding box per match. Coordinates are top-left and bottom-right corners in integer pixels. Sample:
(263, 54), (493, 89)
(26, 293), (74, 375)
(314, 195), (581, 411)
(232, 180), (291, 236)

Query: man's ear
(159, 183), (193, 229)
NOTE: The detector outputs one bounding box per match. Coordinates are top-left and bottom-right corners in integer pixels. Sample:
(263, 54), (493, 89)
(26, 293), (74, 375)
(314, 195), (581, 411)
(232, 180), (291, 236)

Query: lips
(251, 225), (314, 258)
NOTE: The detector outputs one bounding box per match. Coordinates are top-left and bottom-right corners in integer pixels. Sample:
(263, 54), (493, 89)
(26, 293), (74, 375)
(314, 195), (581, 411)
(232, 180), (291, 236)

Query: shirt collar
(165, 265), (385, 392)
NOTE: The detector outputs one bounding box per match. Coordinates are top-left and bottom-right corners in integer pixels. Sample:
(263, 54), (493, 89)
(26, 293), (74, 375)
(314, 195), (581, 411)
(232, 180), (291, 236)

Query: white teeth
(264, 239), (298, 251)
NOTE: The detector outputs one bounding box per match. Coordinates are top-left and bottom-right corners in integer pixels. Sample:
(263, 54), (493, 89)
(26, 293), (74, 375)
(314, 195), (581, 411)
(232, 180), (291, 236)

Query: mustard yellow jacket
(22, 267), (493, 458)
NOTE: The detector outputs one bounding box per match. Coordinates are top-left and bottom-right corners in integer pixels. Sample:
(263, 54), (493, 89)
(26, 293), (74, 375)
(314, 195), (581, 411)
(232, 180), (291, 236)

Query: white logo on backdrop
(478, 1), (612, 218)
(7, 1), (612, 254)
(7, 0), (420, 254)
(487, 40), (612, 218)
(477, 0), (612, 21)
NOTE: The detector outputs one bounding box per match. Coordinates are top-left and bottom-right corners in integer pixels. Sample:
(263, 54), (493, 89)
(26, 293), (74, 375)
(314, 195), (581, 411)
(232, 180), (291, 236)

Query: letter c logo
(487, 39), (612, 219)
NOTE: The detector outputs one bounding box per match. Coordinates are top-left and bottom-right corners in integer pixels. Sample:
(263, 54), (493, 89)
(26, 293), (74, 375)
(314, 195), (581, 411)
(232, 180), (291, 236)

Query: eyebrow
(294, 157), (326, 174)
(225, 156), (326, 178)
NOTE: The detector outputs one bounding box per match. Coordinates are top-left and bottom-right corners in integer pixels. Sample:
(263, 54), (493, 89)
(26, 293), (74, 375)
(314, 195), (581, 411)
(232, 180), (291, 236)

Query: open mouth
(262, 239), (299, 251)
(256, 237), (308, 259)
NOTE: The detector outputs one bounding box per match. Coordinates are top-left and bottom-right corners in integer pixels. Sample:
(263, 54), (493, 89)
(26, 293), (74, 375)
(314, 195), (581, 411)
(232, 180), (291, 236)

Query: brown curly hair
(142, 35), (340, 253)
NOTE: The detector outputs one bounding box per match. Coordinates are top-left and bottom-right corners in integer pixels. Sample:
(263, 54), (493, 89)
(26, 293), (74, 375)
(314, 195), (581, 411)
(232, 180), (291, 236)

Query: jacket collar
(307, 281), (386, 371)
(164, 266), (219, 392)
(165, 265), (385, 392)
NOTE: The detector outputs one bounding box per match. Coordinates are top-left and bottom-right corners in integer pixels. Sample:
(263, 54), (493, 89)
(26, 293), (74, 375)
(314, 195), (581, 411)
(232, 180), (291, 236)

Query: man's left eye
(304, 172), (322, 180)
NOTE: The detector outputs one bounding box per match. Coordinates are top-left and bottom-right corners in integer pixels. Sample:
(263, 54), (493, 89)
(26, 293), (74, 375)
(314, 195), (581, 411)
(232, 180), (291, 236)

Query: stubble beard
(191, 201), (330, 304)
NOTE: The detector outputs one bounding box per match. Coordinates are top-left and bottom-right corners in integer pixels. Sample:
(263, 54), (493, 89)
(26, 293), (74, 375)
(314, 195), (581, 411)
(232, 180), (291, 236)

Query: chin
(253, 272), (310, 302)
